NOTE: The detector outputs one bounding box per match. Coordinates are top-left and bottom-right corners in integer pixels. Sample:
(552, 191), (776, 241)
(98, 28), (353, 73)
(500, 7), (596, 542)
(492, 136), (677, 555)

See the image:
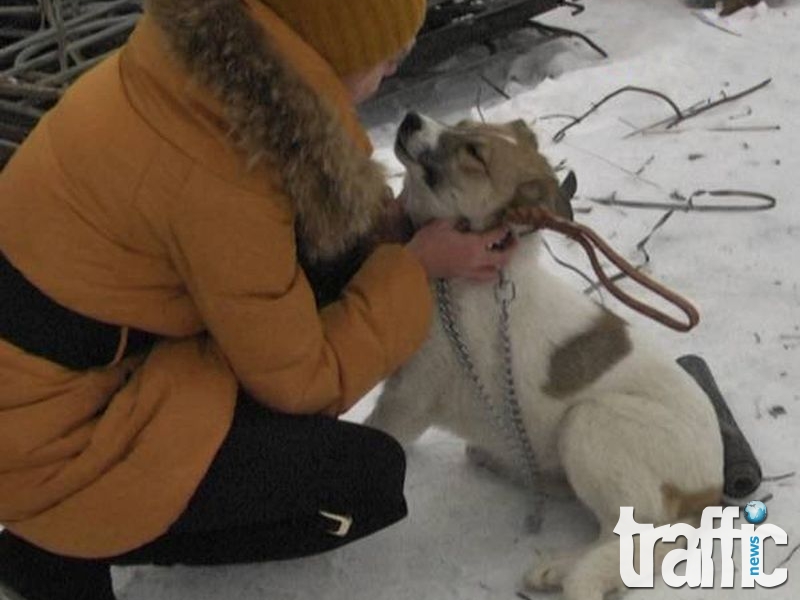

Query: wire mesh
(1, 0), (143, 167)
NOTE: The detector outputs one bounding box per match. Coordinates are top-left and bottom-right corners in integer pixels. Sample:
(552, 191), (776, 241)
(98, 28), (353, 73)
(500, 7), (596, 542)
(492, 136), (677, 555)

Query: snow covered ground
(118, 1), (799, 598)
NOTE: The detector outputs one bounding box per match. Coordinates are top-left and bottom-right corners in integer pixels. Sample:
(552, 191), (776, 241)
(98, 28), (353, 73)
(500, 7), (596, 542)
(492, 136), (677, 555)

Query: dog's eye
(464, 143), (485, 166)
(422, 165), (439, 189)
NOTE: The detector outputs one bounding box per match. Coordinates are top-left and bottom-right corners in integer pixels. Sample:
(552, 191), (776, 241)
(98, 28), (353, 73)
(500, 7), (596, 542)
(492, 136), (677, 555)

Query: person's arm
(165, 167), (433, 416)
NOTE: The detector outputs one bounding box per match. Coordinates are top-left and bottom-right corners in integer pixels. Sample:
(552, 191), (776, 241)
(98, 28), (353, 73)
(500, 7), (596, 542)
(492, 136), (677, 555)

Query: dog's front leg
(364, 373), (435, 445)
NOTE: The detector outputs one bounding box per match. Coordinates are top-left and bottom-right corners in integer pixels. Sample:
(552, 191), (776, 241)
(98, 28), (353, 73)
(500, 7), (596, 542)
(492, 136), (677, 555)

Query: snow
(118, 1), (799, 598)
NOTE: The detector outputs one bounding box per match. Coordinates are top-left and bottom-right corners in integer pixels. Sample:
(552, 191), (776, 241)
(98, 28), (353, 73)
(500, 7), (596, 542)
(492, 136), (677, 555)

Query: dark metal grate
(399, 0), (567, 76)
(1, 0), (143, 168)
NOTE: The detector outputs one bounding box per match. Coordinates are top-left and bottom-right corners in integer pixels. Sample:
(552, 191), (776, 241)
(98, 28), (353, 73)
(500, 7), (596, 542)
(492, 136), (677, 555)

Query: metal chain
(496, 272), (544, 481)
(436, 278), (511, 442)
(436, 272), (547, 530)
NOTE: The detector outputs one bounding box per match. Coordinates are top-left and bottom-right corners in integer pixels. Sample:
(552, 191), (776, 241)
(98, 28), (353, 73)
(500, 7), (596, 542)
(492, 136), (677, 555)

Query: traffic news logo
(614, 501), (789, 589)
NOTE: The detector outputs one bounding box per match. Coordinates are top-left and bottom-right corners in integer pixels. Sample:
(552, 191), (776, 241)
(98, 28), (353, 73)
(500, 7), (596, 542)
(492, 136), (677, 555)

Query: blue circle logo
(744, 500), (768, 525)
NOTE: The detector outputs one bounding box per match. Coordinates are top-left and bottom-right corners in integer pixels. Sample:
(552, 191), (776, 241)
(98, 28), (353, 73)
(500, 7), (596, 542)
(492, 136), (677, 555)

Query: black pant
(0, 396), (408, 600)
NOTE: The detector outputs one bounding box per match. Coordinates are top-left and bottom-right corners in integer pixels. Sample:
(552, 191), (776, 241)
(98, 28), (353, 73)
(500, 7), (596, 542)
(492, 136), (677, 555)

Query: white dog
(365, 113), (725, 600)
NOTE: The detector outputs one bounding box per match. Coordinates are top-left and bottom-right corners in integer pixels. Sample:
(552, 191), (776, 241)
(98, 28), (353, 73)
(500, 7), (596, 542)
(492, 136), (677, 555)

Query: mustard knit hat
(261, 0), (427, 76)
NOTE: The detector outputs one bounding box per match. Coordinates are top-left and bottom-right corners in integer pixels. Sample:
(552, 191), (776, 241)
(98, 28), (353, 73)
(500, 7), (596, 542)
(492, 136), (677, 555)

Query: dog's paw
(524, 555), (574, 591)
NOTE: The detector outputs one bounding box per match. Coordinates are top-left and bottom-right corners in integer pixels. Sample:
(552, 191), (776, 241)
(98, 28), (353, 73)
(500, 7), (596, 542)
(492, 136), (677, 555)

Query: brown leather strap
(506, 206), (700, 332)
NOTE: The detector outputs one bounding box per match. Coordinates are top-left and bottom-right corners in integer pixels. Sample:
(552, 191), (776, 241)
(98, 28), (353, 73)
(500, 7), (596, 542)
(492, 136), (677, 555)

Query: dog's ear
(555, 171), (576, 221)
(509, 119), (539, 149)
(512, 175), (574, 221)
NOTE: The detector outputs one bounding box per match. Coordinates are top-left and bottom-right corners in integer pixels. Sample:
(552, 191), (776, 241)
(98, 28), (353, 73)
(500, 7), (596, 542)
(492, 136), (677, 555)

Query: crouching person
(0, 1), (518, 599)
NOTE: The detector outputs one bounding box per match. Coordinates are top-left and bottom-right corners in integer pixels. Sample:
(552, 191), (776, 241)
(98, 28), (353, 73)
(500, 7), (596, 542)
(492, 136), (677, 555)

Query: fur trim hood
(145, 0), (388, 261)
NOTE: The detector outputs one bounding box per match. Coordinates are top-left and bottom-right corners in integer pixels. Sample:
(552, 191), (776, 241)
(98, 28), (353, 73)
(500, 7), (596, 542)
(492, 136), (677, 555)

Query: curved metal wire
(0, 0), (144, 167)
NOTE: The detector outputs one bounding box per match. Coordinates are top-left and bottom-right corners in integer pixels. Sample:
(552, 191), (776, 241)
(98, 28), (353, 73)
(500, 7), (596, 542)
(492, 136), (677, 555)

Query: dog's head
(395, 112), (573, 232)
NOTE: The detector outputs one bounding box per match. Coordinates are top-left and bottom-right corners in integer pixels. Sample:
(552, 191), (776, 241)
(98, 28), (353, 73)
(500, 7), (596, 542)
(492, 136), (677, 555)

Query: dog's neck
(402, 179), (501, 234)
(507, 230), (544, 272)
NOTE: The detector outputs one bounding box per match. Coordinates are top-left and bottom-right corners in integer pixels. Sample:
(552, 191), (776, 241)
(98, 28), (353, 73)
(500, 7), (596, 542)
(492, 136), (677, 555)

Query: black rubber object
(677, 354), (762, 498)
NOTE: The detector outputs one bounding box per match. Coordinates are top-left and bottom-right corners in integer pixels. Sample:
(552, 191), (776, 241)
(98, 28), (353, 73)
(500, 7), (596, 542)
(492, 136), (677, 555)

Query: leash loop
(506, 206), (701, 332)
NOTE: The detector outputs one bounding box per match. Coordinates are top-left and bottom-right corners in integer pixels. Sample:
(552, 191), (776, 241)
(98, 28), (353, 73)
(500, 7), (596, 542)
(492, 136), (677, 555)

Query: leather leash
(505, 205), (700, 332)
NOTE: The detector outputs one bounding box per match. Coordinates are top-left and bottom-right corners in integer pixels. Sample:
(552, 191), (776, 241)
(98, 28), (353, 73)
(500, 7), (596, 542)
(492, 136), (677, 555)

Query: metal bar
(0, 0), (139, 62)
(0, 6), (42, 18)
(0, 98), (45, 120)
(3, 18), (137, 77)
(0, 121), (30, 143)
(12, 16), (132, 67)
(399, 0), (562, 75)
(36, 52), (106, 85)
(0, 78), (61, 100)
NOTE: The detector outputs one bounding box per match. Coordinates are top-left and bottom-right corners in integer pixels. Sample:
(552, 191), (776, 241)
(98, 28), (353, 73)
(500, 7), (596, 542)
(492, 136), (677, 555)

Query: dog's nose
(399, 112), (424, 139)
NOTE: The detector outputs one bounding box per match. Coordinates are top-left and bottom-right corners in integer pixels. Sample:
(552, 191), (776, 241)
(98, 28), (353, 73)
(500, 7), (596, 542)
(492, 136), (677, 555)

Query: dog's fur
(365, 114), (725, 599)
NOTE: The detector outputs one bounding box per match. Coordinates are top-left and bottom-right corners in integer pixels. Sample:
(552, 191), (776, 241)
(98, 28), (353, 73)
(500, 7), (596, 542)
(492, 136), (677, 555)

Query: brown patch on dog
(662, 483), (723, 522)
(457, 122), (556, 192)
(452, 121), (561, 214)
(542, 311), (632, 398)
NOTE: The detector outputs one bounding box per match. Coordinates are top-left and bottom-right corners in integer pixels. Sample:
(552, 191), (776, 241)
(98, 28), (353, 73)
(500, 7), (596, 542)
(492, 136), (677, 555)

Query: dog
(365, 113), (725, 600)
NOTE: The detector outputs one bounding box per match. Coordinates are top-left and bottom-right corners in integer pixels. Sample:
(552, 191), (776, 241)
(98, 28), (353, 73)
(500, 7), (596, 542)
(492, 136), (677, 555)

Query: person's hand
(405, 219), (517, 282)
